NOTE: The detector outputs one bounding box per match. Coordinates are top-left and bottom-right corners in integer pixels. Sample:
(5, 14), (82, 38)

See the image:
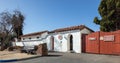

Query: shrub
(8, 46), (14, 51)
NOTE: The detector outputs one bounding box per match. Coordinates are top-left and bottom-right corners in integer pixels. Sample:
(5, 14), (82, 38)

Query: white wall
(45, 36), (52, 50)
(21, 32), (48, 41)
(13, 32), (48, 47)
(46, 29), (93, 53)
(12, 41), (44, 46)
(47, 30), (81, 53)
(80, 28), (93, 34)
(14, 28), (92, 53)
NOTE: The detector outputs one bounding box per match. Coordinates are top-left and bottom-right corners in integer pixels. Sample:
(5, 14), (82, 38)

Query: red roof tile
(50, 25), (94, 33)
(20, 30), (48, 37)
(20, 25), (94, 37)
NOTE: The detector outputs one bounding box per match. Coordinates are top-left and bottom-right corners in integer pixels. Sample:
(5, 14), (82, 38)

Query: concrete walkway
(7, 52), (120, 63)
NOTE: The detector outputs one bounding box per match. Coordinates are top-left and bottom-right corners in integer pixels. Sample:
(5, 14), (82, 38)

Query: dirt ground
(0, 51), (38, 60)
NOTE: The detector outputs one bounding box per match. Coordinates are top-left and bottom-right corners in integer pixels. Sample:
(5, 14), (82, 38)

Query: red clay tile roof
(50, 25), (94, 33)
(20, 30), (48, 37)
(20, 25), (94, 37)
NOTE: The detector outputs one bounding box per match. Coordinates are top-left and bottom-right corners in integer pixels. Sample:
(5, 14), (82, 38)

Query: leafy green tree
(94, 0), (120, 32)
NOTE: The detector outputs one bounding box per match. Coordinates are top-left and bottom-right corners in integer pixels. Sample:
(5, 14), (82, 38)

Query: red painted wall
(86, 30), (120, 55)
(86, 32), (100, 54)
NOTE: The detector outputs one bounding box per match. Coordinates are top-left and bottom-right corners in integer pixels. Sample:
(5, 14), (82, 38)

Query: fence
(86, 30), (120, 55)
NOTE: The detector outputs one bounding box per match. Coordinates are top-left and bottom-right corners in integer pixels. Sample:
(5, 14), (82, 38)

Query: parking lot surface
(7, 52), (120, 63)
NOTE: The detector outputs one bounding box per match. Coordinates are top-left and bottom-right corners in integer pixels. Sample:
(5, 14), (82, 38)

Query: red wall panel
(86, 30), (120, 55)
(86, 32), (100, 54)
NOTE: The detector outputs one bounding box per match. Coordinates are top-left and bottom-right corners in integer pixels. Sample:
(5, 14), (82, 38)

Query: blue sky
(0, 0), (101, 34)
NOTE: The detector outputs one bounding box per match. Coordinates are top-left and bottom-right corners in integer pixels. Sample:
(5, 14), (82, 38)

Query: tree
(11, 10), (25, 38)
(0, 11), (13, 50)
(94, 0), (120, 32)
(0, 10), (25, 50)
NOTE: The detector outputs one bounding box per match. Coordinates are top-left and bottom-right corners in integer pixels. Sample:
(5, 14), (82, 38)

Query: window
(29, 37), (31, 40)
(36, 37), (39, 39)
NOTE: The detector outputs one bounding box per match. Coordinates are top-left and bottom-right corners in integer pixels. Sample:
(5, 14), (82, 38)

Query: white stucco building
(13, 25), (94, 53)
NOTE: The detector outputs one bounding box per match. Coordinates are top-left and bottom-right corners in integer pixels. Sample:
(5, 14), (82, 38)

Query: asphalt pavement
(6, 52), (120, 63)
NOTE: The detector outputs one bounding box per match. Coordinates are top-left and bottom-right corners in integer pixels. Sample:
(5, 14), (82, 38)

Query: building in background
(13, 25), (94, 53)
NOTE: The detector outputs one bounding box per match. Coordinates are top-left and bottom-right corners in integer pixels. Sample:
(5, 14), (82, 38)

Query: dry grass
(0, 51), (38, 60)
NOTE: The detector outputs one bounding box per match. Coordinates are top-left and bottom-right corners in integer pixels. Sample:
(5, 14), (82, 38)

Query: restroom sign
(58, 35), (63, 40)
(103, 35), (114, 41)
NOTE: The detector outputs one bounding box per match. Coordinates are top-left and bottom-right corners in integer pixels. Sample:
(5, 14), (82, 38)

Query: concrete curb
(0, 59), (18, 62)
(0, 55), (41, 62)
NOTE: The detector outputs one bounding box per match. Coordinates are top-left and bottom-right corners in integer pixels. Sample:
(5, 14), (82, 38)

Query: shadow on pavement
(44, 54), (62, 57)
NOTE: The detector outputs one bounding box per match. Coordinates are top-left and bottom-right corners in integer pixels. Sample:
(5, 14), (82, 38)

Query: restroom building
(14, 25), (94, 53)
